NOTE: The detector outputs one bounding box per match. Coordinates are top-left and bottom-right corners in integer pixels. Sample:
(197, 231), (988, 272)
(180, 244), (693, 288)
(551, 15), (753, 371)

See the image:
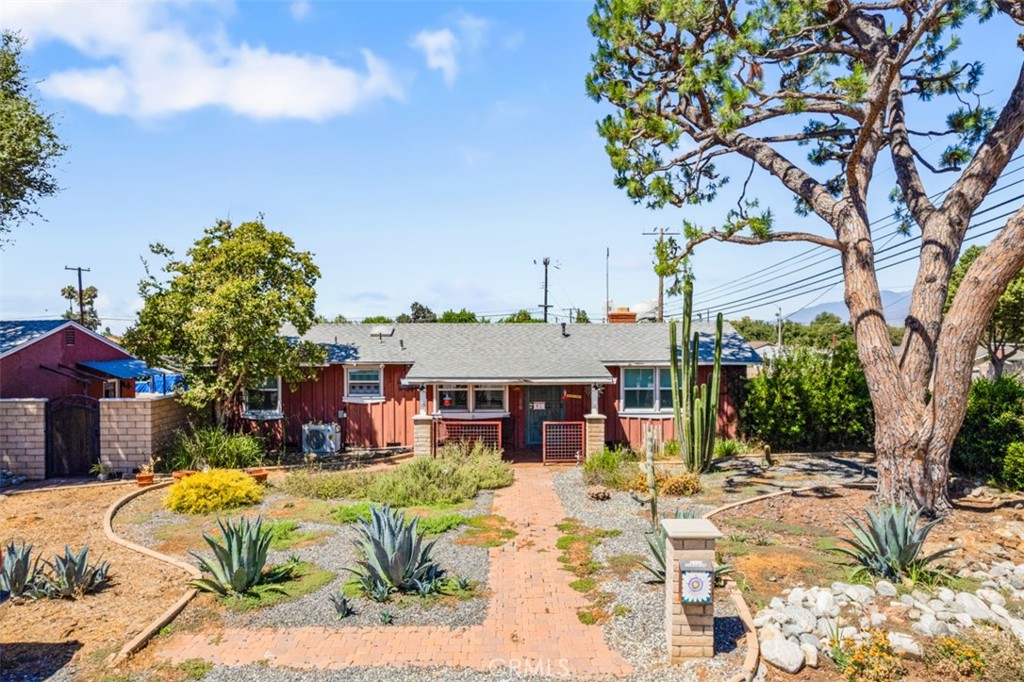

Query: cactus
(669, 280), (724, 473)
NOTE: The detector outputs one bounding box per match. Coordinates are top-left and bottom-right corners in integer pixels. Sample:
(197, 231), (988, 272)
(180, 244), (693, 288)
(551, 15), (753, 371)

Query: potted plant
(89, 462), (112, 481)
(136, 455), (159, 487)
(245, 467), (269, 483)
(172, 468), (197, 481)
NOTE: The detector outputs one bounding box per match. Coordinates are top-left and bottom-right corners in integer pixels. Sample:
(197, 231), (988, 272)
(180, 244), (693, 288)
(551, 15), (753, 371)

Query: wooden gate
(542, 421), (584, 464)
(47, 395), (99, 477)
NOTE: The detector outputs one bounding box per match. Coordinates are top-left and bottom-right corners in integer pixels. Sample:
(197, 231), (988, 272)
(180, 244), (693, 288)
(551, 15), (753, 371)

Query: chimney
(607, 307), (638, 324)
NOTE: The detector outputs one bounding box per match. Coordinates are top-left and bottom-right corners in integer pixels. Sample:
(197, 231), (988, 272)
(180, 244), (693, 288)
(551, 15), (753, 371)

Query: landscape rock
(799, 633), (821, 650)
(936, 587), (956, 603)
(760, 623), (782, 641)
(845, 585), (875, 604)
(800, 642), (819, 668)
(887, 632), (923, 660)
(875, 580), (898, 598)
(976, 587), (1006, 607)
(956, 592), (994, 622)
(585, 486), (611, 501)
(761, 638), (805, 674)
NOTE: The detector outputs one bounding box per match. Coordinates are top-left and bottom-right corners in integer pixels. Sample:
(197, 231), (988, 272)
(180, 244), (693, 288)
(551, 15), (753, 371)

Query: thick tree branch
(888, 83), (938, 227)
(683, 229), (842, 256)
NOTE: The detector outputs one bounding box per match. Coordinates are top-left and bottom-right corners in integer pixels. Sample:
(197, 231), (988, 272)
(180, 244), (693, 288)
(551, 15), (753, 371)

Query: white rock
(953, 613), (974, 628)
(787, 587), (807, 606)
(770, 597), (786, 610)
(800, 642), (819, 668)
(762, 638), (805, 674)
(928, 599), (946, 612)
(936, 587), (956, 603)
(781, 605), (817, 633)
(799, 633), (822, 650)
(845, 585), (875, 604)
(760, 623), (782, 641)
(899, 594), (915, 606)
(839, 626), (858, 640)
(956, 592), (995, 622)
(887, 632), (923, 660)
(869, 611), (888, 627)
(875, 580), (898, 597)
(976, 588), (1007, 607)
(814, 591), (838, 617)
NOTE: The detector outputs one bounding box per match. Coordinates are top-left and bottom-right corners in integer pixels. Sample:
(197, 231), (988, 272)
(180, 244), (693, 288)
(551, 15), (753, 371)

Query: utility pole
(643, 227), (680, 322)
(64, 265), (91, 326)
(563, 307), (577, 323)
(605, 247), (610, 323)
(776, 307), (783, 347)
(537, 257), (553, 323)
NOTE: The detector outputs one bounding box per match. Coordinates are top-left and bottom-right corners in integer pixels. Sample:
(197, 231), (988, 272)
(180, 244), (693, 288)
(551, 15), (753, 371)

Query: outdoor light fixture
(678, 559), (714, 604)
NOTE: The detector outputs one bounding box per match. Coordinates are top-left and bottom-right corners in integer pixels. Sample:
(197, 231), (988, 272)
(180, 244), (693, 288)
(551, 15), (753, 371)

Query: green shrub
(367, 457), (478, 507)
(167, 426), (265, 471)
(582, 446), (637, 489)
(165, 469), (263, 514)
(416, 513), (469, 535)
(280, 469), (374, 500)
(952, 377), (1024, 479)
(661, 440), (680, 457)
(331, 501), (375, 523)
(438, 441), (514, 489)
(742, 342), (873, 452)
(0, 541), (42, 598)
(714, 439), (750, 458)
(1002, 442), (1024, 491)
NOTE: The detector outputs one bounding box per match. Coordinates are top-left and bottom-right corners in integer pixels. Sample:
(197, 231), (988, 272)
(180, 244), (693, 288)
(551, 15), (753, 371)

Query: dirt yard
(0, 483), (191, 680)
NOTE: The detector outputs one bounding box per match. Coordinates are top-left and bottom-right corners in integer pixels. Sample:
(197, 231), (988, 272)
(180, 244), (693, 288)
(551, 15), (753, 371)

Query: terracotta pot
(245, 467), (268, 484)
(172, 469), (197, 481)
(136, 472), (155, 487)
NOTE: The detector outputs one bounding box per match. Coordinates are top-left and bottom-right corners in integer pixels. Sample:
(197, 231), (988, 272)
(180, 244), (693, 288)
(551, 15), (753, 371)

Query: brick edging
(102, 480), (201, 666)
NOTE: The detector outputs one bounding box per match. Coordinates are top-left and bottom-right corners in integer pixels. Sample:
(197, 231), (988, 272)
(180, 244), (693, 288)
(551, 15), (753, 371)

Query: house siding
(0, 327), (133, 400)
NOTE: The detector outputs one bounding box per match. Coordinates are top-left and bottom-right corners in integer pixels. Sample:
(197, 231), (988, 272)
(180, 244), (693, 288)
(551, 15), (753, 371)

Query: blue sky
(1, 1), (1022, 333)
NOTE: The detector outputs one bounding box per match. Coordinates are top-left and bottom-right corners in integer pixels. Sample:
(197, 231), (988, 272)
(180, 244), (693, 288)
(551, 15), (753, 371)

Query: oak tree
(588, 0), (1024, 514)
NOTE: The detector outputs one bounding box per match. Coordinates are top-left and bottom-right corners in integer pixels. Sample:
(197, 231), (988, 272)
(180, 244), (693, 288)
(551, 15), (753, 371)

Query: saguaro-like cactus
(669, 280), (724, 473)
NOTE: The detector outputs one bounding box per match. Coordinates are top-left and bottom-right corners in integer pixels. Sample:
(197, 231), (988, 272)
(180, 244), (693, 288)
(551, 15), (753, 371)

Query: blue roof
(0, 320), (69, 356)
(79, 359), (167, 379)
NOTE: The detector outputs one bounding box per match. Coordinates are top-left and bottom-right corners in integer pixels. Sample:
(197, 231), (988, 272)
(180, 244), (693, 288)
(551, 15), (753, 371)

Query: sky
(1, 1), (1022, 333)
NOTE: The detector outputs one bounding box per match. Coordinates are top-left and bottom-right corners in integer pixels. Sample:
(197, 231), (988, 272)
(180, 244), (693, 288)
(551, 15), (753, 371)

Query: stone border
(1, 479), (134, 496)
(102, 479), (201, 666)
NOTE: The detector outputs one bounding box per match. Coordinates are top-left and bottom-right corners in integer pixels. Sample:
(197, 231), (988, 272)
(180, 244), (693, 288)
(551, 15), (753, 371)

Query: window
(347, 368), (382, 398)
(439, 384), (469, 411)
(474, 387), (505, 411)
(659, 369), (675, 409)
(623, 368), (655, 410)
(244, 377), (281, 416)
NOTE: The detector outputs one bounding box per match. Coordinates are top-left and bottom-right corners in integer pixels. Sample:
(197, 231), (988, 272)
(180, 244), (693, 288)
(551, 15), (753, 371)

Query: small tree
(396, 302), (437, 323)
(362, 315), (394, 324)
(60, 284), (100, 330)
(439, 308), (481, 323)
(123, 218), (326, 426)
(0, 32), (66, 240)
(575, 309), (592, 324)
(501, 309), (543, 323)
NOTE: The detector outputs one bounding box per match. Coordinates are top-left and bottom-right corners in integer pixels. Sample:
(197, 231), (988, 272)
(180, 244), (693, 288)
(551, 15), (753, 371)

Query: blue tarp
(79, 359), (182, 394)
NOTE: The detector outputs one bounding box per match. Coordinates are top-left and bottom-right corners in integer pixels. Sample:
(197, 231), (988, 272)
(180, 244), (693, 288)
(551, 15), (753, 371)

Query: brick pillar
(583, 414), (606, 459)
(662, 518), (722, 662)
(412, 414), (434, 457)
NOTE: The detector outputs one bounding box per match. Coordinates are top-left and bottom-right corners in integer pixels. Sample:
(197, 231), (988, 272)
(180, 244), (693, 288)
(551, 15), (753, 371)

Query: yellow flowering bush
(661, 472), (703, 496)
(841, 630), (907, 682)
(165, 468), (263, 514)
(933, 637), (986, 678)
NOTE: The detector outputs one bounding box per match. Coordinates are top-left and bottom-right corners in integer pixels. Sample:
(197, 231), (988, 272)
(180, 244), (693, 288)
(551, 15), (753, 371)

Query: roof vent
(561, 322), (569, 337)
(370, 325), (395, 341)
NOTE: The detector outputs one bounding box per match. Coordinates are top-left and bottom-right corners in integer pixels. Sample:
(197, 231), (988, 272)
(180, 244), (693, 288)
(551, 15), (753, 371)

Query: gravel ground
(112, 487), (493, 629)
(552, 467), (747, 682)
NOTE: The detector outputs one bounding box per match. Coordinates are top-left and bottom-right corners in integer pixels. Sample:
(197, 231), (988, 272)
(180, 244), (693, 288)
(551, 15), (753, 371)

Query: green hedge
(951, 376), (1024, 481)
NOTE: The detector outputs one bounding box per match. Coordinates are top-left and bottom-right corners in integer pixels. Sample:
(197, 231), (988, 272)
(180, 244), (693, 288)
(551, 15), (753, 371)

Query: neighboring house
(0, 320), (139, 399)
(746, 341), (780, 376)
(973, 344), (1024, 380)
(269, 319), (760, 454)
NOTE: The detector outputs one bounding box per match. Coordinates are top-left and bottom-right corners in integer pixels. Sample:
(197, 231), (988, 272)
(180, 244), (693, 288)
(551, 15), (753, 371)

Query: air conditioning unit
(302, 423), (341, 456)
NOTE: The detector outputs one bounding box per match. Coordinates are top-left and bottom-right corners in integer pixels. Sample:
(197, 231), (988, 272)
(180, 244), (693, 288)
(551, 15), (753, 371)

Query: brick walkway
(156, 465), (634, 677)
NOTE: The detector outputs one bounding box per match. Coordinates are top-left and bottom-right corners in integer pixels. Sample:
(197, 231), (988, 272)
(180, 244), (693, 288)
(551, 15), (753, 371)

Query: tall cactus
(669, 280), (724, 473)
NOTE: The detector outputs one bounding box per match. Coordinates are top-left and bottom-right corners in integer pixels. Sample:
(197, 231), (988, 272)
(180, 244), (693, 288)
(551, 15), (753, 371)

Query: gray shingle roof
(0, 320), (69, 356)
(284, 322), (759, 384)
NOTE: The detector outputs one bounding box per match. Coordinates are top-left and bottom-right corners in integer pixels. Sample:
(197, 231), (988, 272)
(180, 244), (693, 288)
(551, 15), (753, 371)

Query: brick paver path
(156, 465), (634, 677)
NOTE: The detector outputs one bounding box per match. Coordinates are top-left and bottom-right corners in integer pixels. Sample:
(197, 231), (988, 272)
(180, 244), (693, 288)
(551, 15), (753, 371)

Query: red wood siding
(0, 328), (133, 400)
(282, 365), (420, 449)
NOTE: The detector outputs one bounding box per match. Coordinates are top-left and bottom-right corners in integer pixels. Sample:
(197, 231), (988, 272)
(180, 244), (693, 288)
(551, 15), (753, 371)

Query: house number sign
(678, 559), (713, 604)
(530, 401), (546, 410)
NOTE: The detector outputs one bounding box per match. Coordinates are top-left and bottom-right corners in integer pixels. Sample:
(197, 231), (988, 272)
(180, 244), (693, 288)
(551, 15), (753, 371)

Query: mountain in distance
(786, 290), (911, 325)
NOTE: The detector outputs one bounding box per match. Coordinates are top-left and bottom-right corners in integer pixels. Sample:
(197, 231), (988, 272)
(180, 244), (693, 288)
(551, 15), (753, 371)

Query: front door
(47, 395), (99, 477)
(525, 386), (564, 446)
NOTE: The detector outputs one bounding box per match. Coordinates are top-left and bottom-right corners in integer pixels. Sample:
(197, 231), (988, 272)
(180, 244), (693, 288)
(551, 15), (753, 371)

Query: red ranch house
(265, 317), (760, 460)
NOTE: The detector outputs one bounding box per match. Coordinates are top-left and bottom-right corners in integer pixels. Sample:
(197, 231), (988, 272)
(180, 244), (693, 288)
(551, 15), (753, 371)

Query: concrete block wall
(0, 399), (47, 479)
(100, 395), (191, 473)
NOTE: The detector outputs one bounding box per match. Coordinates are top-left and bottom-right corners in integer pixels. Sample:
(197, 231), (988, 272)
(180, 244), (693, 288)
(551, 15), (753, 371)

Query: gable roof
(0, 320), (130, 360)
(285, 322), (760, 384)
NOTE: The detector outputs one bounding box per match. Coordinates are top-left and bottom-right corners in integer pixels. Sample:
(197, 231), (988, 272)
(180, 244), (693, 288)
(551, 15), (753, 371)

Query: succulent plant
(0, 541), (43, 599)
(328, 592), (355, 619)
(189, 516), (294, 596)
(832, 503), (959, 582)
(447, 576), (473, 592)
(638, 507), (702, 583)
(347, 505), (443, 594)
(39, 545), (110, 598)
(367, 581), (392, 603)
(379, 608), (394, 625)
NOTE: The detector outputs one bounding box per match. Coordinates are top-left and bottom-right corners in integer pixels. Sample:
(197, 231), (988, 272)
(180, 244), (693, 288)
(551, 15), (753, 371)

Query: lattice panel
(437, 420), (502, 450)
(543, 421), (584, 464)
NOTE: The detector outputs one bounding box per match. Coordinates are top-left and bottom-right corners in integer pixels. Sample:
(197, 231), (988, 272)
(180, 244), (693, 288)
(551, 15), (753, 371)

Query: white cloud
(410, 13), (489, 87)
(5, 1), (403, 121)
(289, 0), (311, 21)
(410, 28), (459, 87)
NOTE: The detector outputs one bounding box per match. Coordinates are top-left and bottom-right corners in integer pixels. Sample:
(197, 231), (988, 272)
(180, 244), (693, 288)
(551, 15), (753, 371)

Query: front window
(623, 368), (655, 410)
(244, 377), (281, 414)
(347, 368), (382, 397)
(659, 369), (675, 409)
(439, 384), (469, 411)
(474, 387), (505, 411)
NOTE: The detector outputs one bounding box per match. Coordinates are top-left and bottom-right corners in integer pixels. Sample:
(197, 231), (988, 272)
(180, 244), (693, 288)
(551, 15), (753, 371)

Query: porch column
(412, 414), (433, 457)
(663, 518), (722, 662)
(418, 385), (427, 416)
(583, 413), (605, 459)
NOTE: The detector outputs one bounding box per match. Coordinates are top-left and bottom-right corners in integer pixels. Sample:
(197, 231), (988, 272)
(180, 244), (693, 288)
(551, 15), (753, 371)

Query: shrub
(189, 516), (294, 596)
(839, 630), (907, 682)
(346, 505), (442, 596)
(661, 440), (681, 457)
(583, 446), (638, 489)
(952, 376), (1024, 478)
(932, 636), (986, 678)
(1002, 442), (1024, 491)
(281, 469), (374, 500)
(661, 473), (702, 496)
(0, 541), (42, 599)
(713, 439), (750, 458)
(366, 457), (478, 507)
(39, 545), (110, 599)
(167, 426), (265, 472)
(416, 513), (469, 535)
(165, 469), (263, 514)
(832, 503), (958, 582)
(331, 501), (375, 523)
(438, 441), (514, 489)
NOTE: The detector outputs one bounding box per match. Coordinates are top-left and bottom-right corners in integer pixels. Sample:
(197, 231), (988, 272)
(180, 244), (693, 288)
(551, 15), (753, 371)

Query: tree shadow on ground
(0, 641), (82, 681)
(713, 615), (745, 654)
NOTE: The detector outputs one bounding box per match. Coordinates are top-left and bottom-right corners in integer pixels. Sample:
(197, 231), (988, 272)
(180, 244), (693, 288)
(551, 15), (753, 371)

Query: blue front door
(525, 386), (564, 446)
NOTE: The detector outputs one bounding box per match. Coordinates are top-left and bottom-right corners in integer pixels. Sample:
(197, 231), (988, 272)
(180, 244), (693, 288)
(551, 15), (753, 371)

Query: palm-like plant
(347, 505), (442, 593)
(832, 503), (959, 582)
(189, 516), (293, 596)
(0, 541), (43, 599)
(40, 545), (110, 598)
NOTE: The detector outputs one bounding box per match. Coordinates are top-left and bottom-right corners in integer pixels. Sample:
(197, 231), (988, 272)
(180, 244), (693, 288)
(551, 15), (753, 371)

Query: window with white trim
(244, 377), (281, 415)
(622, 367), (677, 412)
(347, 368), (383, 398)
(473, 387), (505, 411)
(439, 384), (469, 411)
(438, 384), (507, 413)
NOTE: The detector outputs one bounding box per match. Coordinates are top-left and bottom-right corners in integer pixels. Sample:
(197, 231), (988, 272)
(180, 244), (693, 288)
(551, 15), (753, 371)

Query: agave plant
(0, 541), (43, 599)
(347, 505), (443, 594)
(328, 592), (355, 619)
(40, 545), (110, 598)
(189, 516), (294, 596)
(638, 507), (701, 582)
(831, 503), (959, 582)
